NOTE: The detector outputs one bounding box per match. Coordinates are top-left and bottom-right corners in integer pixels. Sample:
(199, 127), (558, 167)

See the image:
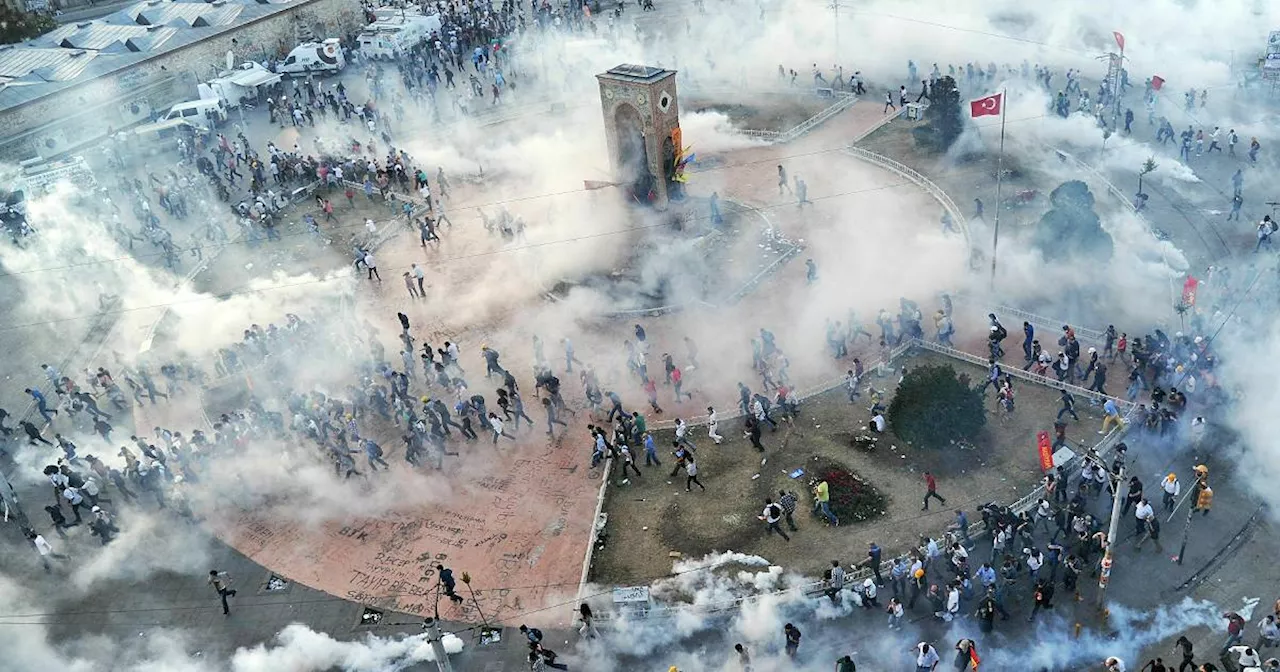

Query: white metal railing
(780, 94), (859, 141)
(737, 93), (859, 144)
(911, 339), (1136, 410)
(947, 292), (1108, 344)
(842, 146), (971, 256)
(1050, 146), (1139, 215)
(649, 340), (914, 430)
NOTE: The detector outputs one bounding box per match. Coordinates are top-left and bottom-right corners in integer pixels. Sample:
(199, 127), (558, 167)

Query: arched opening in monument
(614, 103), (654, 204)
(661, 135), (683, 202)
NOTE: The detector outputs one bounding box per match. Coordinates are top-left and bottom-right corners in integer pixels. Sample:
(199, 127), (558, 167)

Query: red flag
(1151, 75), (1165, 91)
(1113, 31), (1125, 51)
(1036, 431), (1054, 472)
(970, 646), (982, 669)
(969, 93), (1003, 118)
(1182, 276), (1199, 306)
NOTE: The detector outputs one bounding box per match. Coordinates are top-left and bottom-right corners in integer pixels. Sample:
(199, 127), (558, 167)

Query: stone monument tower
(596, 64), (681, 208)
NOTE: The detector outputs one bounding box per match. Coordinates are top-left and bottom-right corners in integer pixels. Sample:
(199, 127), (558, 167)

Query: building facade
(0, 0), (363, 161)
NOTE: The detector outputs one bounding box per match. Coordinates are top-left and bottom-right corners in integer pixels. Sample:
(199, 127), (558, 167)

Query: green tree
(1031, 180), (1114, 261)
(887, 364), (985, 450)
(911, 76), (962, 153)
(0, 5), (57, 45)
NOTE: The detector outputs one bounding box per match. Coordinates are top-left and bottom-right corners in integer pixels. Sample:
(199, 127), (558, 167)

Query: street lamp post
(423, 616), (455, 672)
(1095, 465), (1125, 609)
(829, 2), (840, 66)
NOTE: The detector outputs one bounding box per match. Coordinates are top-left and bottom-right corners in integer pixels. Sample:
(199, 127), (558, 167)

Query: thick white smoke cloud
(574, 552), (1227, 671)
(230, 624), (464, 671)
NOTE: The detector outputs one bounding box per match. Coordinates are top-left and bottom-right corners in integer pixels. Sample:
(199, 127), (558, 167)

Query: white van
(357, 14), (440, 60)
(277, 38), (346, 76)
(130, 119), (207, 155)
(163, 98), (227, 125)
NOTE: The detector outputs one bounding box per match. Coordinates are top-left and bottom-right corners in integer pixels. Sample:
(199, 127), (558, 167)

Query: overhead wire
(0, 117), (1061, 334)
(0, 113), (1045, 280)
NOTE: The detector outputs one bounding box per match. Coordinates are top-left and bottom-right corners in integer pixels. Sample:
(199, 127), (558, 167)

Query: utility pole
(1176, 474), (1208, 565)
(423, 616), (455, 672)
(830, 2), (840, 66)
(1095, 465), (1125, 609)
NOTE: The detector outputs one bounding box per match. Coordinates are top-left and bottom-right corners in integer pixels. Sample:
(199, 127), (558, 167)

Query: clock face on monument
(604, 88), (615, 100)
(636, 93), (648, 106)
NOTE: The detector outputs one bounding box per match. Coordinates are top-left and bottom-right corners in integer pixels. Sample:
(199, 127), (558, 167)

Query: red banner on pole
(1182, 276), (1199, 306)
(1113, 31), (1125, 51)
(1036, 431), (1054, 472)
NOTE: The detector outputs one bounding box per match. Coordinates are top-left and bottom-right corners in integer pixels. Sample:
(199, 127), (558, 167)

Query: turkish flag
(1151, 75), (1165, 91)
(969, 92), (1003, 118)
(1113, 31), (1125, 51)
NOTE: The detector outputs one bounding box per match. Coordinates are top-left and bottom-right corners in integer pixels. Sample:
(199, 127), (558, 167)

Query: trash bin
(905, 103), (924, 120)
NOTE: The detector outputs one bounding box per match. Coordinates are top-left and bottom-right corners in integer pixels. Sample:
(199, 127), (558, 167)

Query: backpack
(995, 324), (1008, 341)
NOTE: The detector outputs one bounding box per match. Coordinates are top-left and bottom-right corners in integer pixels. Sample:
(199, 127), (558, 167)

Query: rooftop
(598, 63), (675, 84)
(0, 0), (300, 112)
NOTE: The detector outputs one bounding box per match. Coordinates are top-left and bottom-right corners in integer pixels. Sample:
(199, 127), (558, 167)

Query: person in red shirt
(1222, 611), (1247, 654)
(643, 377), (662, 414)
(671, 366), (687, 403)
(923, 471), (947, 511)
(1115, 333), (1128, 363)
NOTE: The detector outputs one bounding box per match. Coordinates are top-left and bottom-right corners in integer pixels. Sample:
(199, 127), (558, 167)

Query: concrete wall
(0, 0), (362, 161)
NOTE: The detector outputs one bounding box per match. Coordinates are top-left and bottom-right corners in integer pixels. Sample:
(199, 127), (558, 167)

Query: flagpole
(989, 88), (1006, 291)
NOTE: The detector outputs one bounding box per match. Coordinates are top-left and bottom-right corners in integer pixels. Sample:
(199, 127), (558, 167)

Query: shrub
(813, 463), (887, 523)
(887, 364), (985, 450)
(0, 6), (56, 44)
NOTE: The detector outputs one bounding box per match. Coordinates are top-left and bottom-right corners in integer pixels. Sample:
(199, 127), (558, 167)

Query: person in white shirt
(915, 642), (940, 671)
(1161, 473), (1181, 512)
(410, 263), (426, 296)
(363, 252), (380, 281)
(944, 585), (960, 622)
(1133, 499), (1155, 536)
(886, 598), (905, 629)
(1025, 548), (1044, 582)
(1103, 656), (1126, 672)
(1229, 646), (1262, 668)
(674, 419), (695, 451)
(870, 412), (886, 433)
(706, 406), (723, 444)
(488, 413), (513, 444)
(760, 499), (790, 541)
(26, 530), (67, 571)
(1258, 615), (1280, 649)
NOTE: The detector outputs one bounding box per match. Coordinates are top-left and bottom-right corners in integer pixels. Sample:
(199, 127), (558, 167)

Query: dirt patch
(588, 348), (1107, 585)
(193, 195), (400, 295)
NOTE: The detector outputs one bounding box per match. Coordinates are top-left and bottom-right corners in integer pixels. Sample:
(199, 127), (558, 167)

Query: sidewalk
(2, 517), (538, 669)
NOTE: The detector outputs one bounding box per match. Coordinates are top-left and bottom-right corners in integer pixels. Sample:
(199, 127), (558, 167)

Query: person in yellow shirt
(813, 480), (839, 526)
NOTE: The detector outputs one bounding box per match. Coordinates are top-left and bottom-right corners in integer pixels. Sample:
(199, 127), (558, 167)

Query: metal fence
(910, 339), (1134, 409)
(947, 293), (1108, 345)
(736, 93), (860, 144)
(842, 146), (972, 257)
